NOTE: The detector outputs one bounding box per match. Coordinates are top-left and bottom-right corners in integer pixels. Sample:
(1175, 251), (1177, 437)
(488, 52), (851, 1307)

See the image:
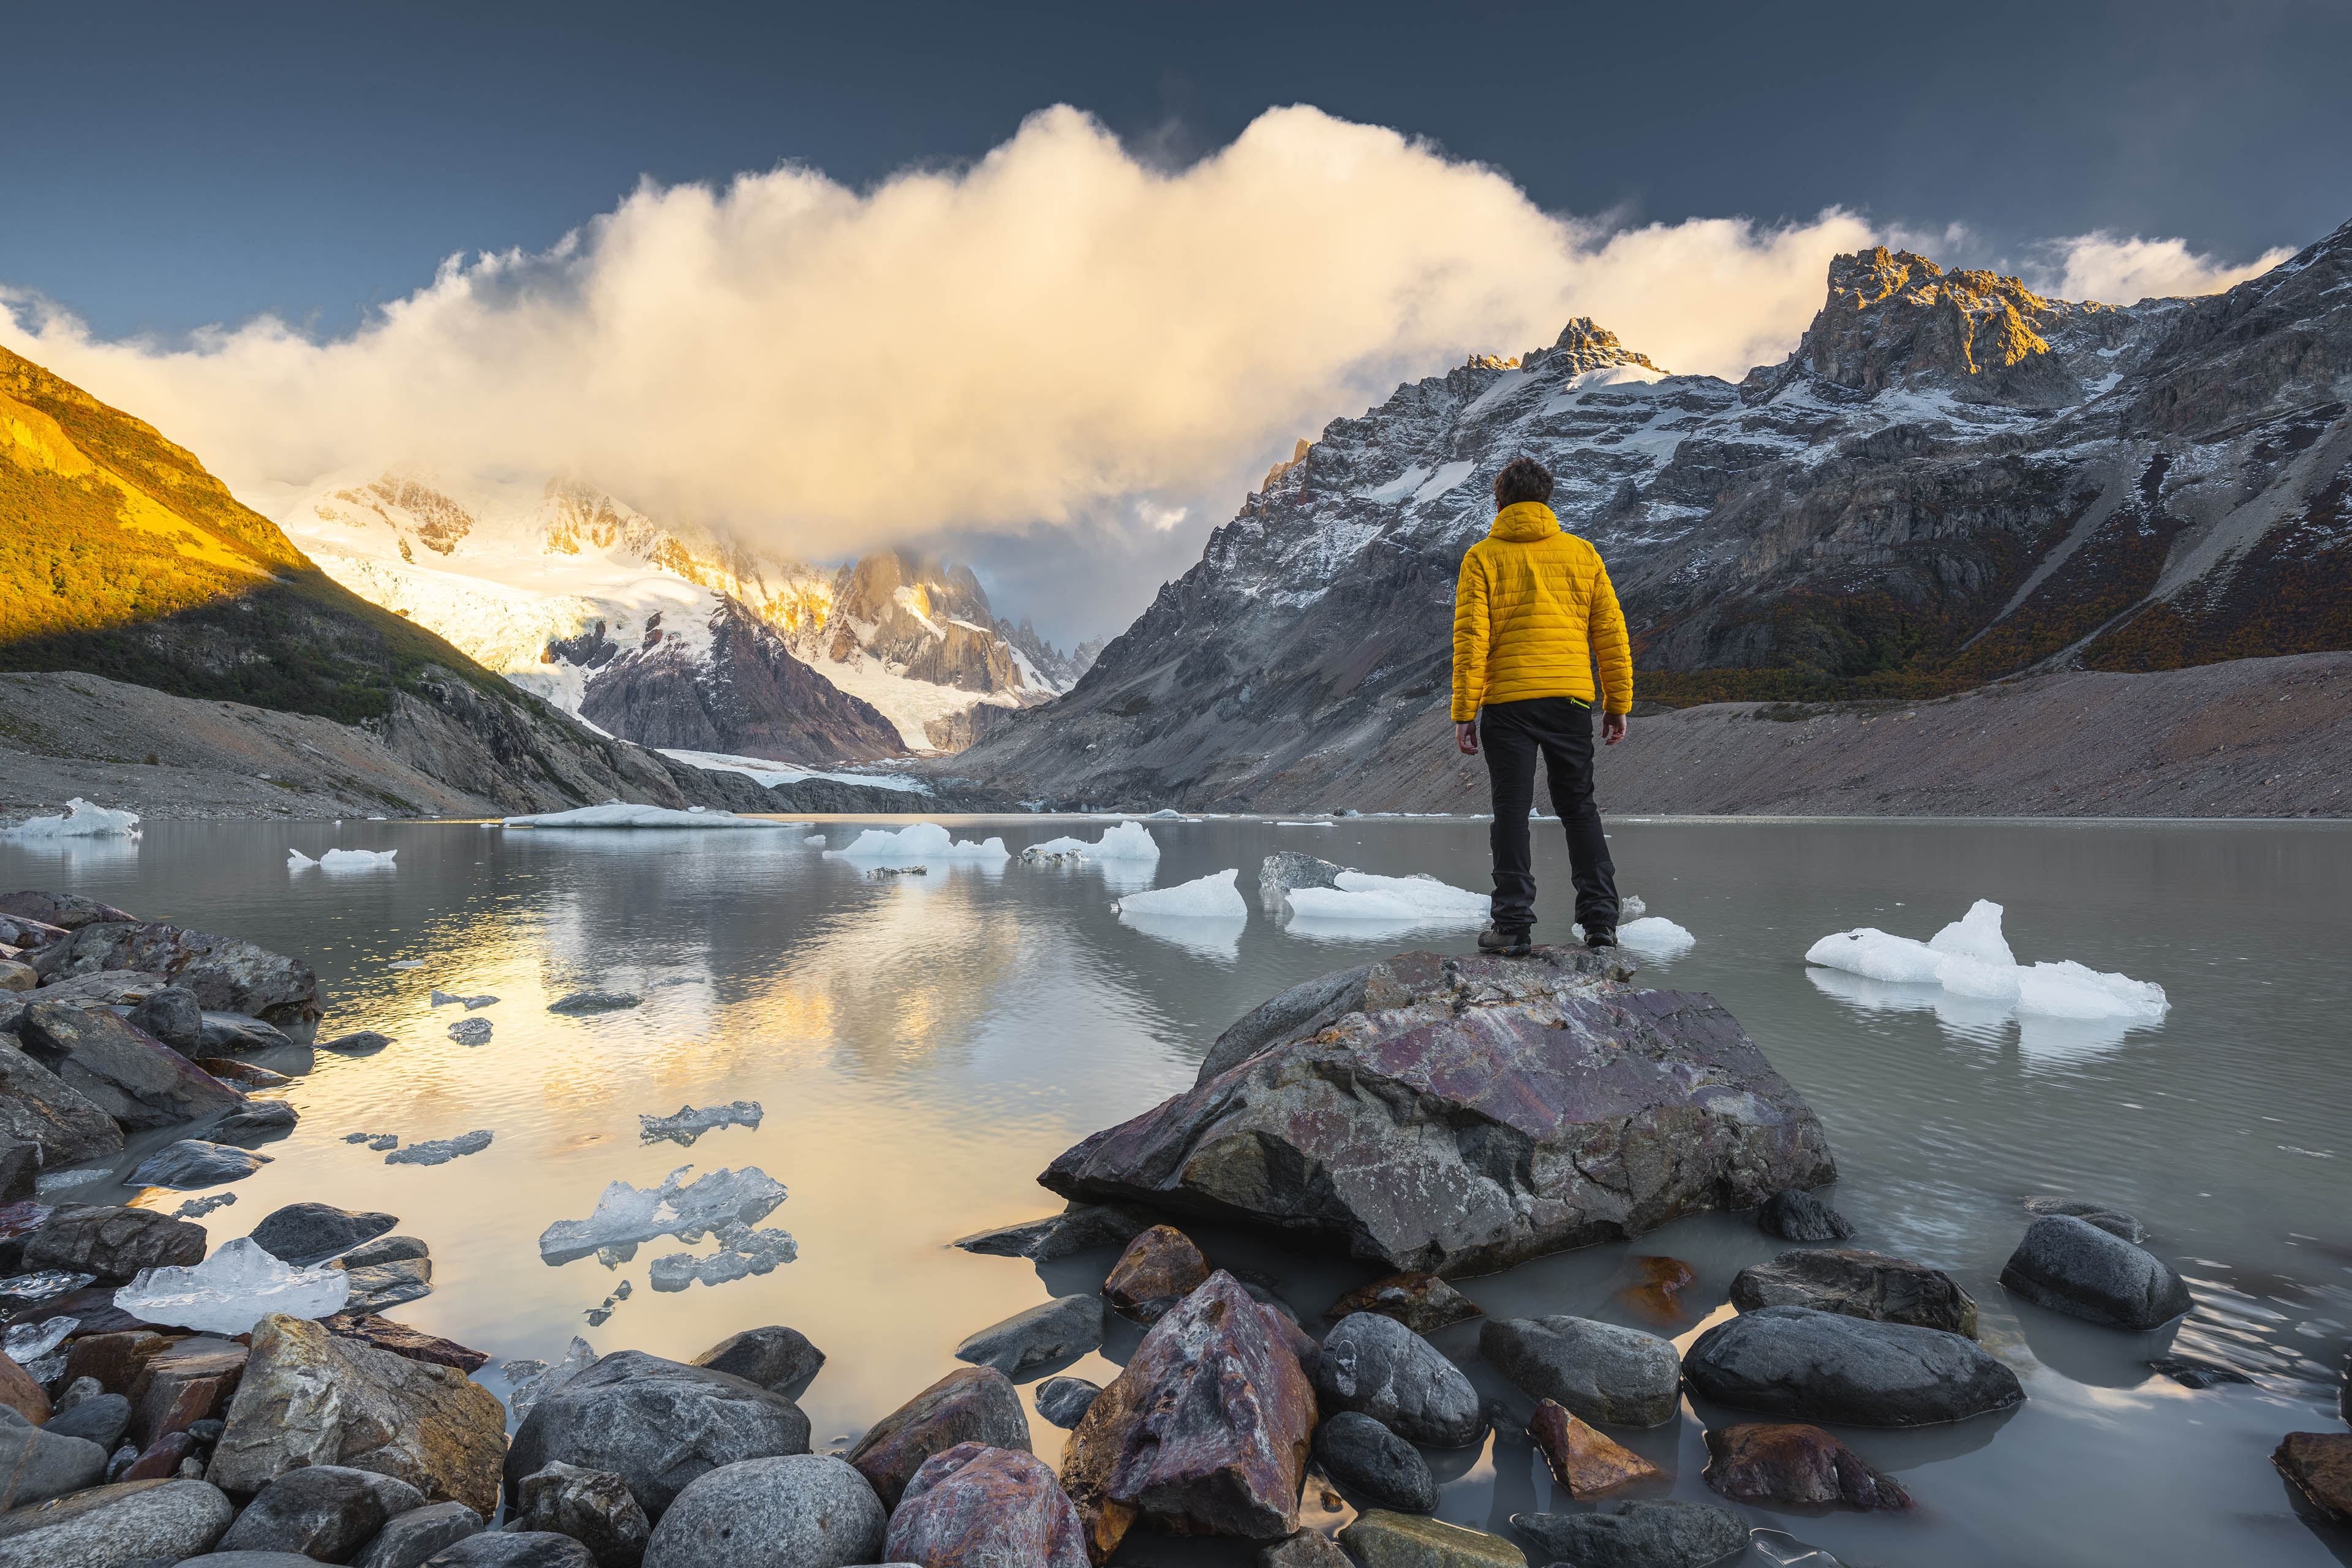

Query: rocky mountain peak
(1531, 317), (1662, 376)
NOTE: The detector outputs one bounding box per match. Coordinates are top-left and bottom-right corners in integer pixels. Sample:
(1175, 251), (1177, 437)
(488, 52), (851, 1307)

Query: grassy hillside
(1, 344), (516, 720)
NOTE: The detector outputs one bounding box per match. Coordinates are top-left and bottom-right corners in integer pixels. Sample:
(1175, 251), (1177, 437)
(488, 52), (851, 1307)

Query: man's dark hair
(1494, 455), (1555, 506)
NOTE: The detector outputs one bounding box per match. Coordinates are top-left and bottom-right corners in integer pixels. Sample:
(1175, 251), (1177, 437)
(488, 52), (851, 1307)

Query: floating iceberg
(640, 1102), (763, 1146)
(504, 802), (789, 829)
(447, 1018), (494, 1045)
(385, 1129), (493, 1166)
(804, 834), (827, 845)
(113, 1235), (351, 1335)
(1806, 900), (2167, 1025)
(1283, 870), (1487, 924)
(538, 1164), (788, 1264)
(649, 1221), (799, 1291)
(1026, 821), (1160, 862)
(1615, 916), (1697, 957)
(505, 1336), (599, 1421)
(1114, 868), (1248, 918)
(431, 990), (499, 1009)
(3, 798), (141, 839)
(290, 846), (398, 869)
(831, 823), (1009, 862)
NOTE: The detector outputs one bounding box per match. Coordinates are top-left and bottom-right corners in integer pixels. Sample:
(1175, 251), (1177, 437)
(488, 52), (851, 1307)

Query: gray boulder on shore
(952, 1294), (1104, 1376)
(0, 1477), (234, 1566)
(1512, 1499), (1750, 1568)
(1684, 1304), (2024, 1427)
(1316, 1311), (1485, 1448)
(641, 1454), (885, 1568)
(1479, 1314), (1682, 1428)
(2000, 1214), (2193, 1330)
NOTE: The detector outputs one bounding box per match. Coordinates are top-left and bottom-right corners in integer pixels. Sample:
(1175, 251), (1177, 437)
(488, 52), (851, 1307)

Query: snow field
(1806, 900), (2166, 1023)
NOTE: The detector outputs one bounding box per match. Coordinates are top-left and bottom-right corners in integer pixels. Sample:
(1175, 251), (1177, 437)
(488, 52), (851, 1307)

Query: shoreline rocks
(1999, 1215), (2193, 1330)
(1703, 1421), (1912, 1510)
(1527, 1401), (1661, 1496)
(843, 1366), (1030, 1512)
(1730, 1248), (1979, 1337)
(1684, 1305), (2024, 1427)
(1480, 1316), (1680, 1428)
(1317, 1313), (1484, 1447)
(1511, 1501), (1747, 1568)
(1313, 1411), (1438, 1513)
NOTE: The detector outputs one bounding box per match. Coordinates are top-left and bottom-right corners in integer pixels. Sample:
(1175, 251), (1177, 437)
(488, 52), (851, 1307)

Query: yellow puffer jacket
(1451, 502), (1634, 720)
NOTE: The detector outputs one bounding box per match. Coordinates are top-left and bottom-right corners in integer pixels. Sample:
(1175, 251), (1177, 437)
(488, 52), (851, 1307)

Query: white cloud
(2044, 231), (2297, 305)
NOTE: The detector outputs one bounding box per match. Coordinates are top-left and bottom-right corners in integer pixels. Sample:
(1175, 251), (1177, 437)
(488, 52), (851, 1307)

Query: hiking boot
(1584, 927), (1618, 950)
(1478, 924), (1532, 957)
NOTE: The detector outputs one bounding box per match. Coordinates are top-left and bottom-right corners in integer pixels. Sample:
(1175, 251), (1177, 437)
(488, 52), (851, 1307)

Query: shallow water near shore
(10, 813), (2351, 1566)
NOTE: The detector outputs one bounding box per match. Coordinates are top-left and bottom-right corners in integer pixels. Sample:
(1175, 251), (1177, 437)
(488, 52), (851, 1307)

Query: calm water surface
(8, 815), (2350, 1567)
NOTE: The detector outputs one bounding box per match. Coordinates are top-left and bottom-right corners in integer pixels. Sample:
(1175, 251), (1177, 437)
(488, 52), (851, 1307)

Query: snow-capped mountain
(962, 221), (2352, 809)
(280, 473), (1080, 756)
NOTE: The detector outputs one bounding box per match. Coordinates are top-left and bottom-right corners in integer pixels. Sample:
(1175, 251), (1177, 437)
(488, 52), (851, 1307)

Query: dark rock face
(0, 1039), (124, 1166)
(952, 1295), (1105, 1376)
(2146, 1356), (2252, 1390)
(214, 1464), (426, 1559)
(1756, 1188), (1855, 1242)
(36, 924), (321, 1024)
(688, 1327), (823, 1395)
(0, 1477), (234, 1564)
(132, 1335), (247, 1446)
(1313, 1411), (1436, 1513)
(2022, 1196), (2145, 1243)
(843, 1365), (1031, 1511)
(2000, 1215), (2193, 1330)
(2274, 1431), (2352, 1524)
(1103, 1224), (1212, 1316)
(43, 1391), (130, 1450)
(129, 1137), (271, 1188)
(1042, 951), (1834, 1276)
(426, 1532), (597, 1566)
(211, 1100), (301, 1146)
(24, 1205), (207, 1280)
(882, 1442), (1090, 1568)
(353, 1501), (486, 1568)
(0, 1418), (107, 1507)
(1703, 1421), (1911, 1510)
(504, 1353), (811, 1523)
(639, 1454), (885, 1568)
(1731, 1248), (1979, 1337)
(951, 1203), (1152, 1260)
(0, 891), (136, 931)
(1035, 1376), (1102, 1430)
(1684, 1305), (2025, 1427)
(326, 1314), (490, 1374)
(1061, 1272), (1317, 1561)
(514, 1461), (652, 1568)
(1510, 1499), (1750, 1568)
(319, 1031), (396, 1054)
(1478, 1316), (1681, 1428)
(1324, 1272), (1483, 1335)
(251, 1202), (399, 1265)
(126, 987), (205, 1051)
(12, 1004), (243, 1129)
(1316, 1313), (1483, 1447)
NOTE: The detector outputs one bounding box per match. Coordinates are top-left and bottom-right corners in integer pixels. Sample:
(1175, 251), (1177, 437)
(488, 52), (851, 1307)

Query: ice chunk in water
(1807, 900), (2166, 1028)
(505, 1336), (600, 1420)
(1804, 927), (1944, 984)
(1616, 916), (1697, 956)
(2016, 959), (2169, 1022)
(3, 798), (141, 839)
(321, 848), (398, 869)
(639, 1102), (763, 1146)
(4, 1313), (77, 1363)
(448, 1019), (494, 1045)
(385, 1130), (493, 1166)
(0, 1270), (95, 1306)
(538, 1164), (788, 1264)
(1027, 821), (1159, 862)
(1929, 899), (2016, 967)
(113, 1235), (351, 1335)
(1751, 1528), (1845, 1567)
(648, 1222), (799, 1291)
(287, 848), (317, 867)
(1114, 869), (1247, 918)
(832, 823), (1009, 862)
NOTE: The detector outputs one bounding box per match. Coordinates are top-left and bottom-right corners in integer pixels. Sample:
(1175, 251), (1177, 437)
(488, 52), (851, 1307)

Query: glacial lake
(8, 814), (2350, 1567)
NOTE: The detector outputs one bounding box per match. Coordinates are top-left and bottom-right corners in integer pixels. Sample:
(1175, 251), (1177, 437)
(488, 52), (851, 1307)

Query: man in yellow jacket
(1452, 454), (1632, 956)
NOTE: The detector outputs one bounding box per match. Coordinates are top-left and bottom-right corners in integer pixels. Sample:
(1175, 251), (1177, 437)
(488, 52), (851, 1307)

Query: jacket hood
(1490, 502), (1562, 543)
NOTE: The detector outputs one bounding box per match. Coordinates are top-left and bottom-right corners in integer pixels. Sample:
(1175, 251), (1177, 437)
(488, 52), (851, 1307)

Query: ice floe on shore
(504, 802), (794, 829)
(829, 821), (1009, 862)
(3, 798), (140, 839)
(1807, 899), (2168, 1025)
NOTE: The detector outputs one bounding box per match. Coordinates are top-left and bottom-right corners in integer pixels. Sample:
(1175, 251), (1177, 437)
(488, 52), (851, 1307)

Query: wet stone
(880, 1442), (1088, 1568)
(952, 1294), (1104, 1376)
(640, 1453), (885, 1568)
(250, 1201), (398, 1265)
(2023, 1195), (2144, 1243)
(690, 1325), (824, 1395)
(214, 1464), (428, 1560)
(1510, 1500), (1750, 1568)
(845, 1365), (1030, 1511)
(1527, 1399), (1662, 1496)
(950, 1203), (1152, 1261)
(1034, 1375), (1101, 1430)
(2147, 1357), (2253, 1389)
(42, 1389), (129, 1449)
(1324, 1271), (1483, 1335)
(1999, 1215), (2193, 1331)
(129, 1137), (272, 1188)
(1479, 1316), (1681, 1428)
(2274, 1432), (2352, 1523)
(1684, 1305), (2024, 1427)
(1703, 1421), (1912, 1511)
(1339, 1510), (1528, 1568)
(1730, 1248), (1979, 1338)
(352, 1500), (486, 1568)
(1318, 1311), (1485, 1447)
(1102, 1224), (1212, 1317)
(1757, 1188), (1856, 1242)
(514, 1460), (652, 1568)
(1313, 1410), (1437, 1513)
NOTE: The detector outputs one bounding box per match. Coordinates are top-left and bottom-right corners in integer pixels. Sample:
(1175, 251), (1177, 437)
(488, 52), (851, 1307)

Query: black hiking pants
(1481, 695), (1618, 935)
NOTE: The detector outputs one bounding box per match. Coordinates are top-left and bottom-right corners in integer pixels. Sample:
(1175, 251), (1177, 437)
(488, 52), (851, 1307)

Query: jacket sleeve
(1588, 554), (1634, 714)
(1450, 547), (1489, 722)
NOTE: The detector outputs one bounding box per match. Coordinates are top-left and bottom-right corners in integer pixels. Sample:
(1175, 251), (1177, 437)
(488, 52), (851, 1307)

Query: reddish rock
(845, 1365), (1031, 1510)
(62, 1330), (174, 1396)
(1619, 1257), (1696, 1325)
(2275, 1431), (2352, 1523)
(1324, 1272), (1483, 1335)
(326, 1313), (491, 1373)
(883, 1442), (1089, 1567)
(1703, 1423), (1911, 1511)
(120, 1428), (196, 1482)
(1061, 1270), (1316, 1562)
(1103, 1225), (1212, 1315)
(1528, 1400), (1662, 1496)
(131, 1336), (247, 1446)
(0, 1348), (50, 1423)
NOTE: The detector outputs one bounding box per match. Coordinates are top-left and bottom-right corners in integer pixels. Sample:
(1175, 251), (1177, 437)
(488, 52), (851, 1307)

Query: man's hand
(1602, 711), (1628, 746)
(1455, 720), (1479, 755)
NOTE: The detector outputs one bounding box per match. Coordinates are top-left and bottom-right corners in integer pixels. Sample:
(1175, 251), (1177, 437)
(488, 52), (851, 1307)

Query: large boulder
(126, 986), (205, 1052)
(0, 1415), (107, 1507)
(131, 1334), (247, 1446)
(504, 1352), (810, 1523)
(2274, 1431), (2352, 1524)
(1102, 1224), (1212, 1316)
(641, 1454), (884, 1568)
(1730, 1248), (1978, 1337)
(214, 1464), (428, 1559)
(1316, 1313), (1483, 1447)
(843, 1365), (1030, 1510)
(0, 891), (135, 931)
(11, 1003), (243, 1129)
(688, 1327), (823, 1395)
(1479, 1316), (1679, 1428)
(1703, 1421), (1910, 1510)
(426, 1534), (595, 1566)
(882, 1442), (1089, 1568)
(1509, 1501), (1748, 1568)
(0, 1477), (233, 1567)
(24, 1205), (207, 1280)
(514, 1461), (651, 1568)
(0, 1038), (124, 1167)
(251, 1202), (399, 1266)
(354, 1501), (486, 1568)
(35, 921), (321, 1024)
(1041, 950), (1833, 1275)
(952, 1295), (1104, 1375)
(1061, 1271), (1316, 1561)
(209, 1313), (508, 1517)
(1684, 1305), (2024, 1427)
(1313, 1411), (1436, 1513)
(1999, 1215), (2193, 1330)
